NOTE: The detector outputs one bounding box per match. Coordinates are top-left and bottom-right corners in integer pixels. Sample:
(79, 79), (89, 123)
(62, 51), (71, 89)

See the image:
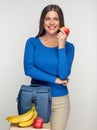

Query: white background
(0, 0), (97, 130)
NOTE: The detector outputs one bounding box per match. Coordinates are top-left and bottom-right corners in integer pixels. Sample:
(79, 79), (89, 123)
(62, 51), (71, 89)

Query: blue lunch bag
(17, 84), (52, 123)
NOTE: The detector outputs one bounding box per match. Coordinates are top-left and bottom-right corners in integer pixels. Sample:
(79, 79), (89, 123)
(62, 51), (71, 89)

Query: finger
(57, 32), (63, 37)
(59, 29), (65, 34)
(63, 81), (67, 84)
(67, 78), (70, 83)
(59, 31), (65, 36)
(62, 83), (67, 86)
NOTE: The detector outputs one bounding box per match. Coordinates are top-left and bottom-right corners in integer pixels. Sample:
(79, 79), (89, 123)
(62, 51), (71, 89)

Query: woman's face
(43, 10), (60, 35)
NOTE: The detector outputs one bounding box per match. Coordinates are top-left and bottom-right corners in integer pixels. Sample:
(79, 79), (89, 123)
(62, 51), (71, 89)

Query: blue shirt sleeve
(58, 43), (75, 79)
(24, 38), (56, 83)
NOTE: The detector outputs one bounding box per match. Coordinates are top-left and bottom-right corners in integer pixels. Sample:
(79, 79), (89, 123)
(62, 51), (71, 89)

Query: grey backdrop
(0, 0), (97, 130)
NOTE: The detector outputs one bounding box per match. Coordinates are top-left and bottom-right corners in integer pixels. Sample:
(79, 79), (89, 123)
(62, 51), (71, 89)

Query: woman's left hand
(57, 29), (67, 48)
(62, 78), (70, 86)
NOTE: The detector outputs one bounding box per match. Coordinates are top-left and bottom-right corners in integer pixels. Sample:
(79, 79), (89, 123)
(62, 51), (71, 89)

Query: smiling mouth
(48, 26), (56, 30)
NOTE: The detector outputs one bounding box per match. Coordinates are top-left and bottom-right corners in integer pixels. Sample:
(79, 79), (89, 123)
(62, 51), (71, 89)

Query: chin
(47, 30), (58, 35)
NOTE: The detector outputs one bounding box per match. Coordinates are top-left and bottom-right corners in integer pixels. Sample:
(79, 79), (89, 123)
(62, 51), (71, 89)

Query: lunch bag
(17, 84), (52, 123)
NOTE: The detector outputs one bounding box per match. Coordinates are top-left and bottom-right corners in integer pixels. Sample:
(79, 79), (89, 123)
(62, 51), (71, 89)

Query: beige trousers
(50, 95), (70, 130)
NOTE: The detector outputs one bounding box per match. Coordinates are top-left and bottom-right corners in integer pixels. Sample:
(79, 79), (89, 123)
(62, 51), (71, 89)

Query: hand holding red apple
(60, 27), (70, 36)
(57, 27), (70, 48)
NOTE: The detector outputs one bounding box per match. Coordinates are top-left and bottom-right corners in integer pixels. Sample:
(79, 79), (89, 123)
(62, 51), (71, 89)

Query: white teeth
(49, 26), (55, 29)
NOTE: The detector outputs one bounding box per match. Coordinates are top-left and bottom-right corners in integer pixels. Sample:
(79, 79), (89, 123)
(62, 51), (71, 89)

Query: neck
(43, 33), (57, 41)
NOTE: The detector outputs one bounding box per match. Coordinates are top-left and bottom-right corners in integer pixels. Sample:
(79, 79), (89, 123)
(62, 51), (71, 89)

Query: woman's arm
(58, 44), (75, 79)
(24, 38), (56, 83)
(57, 29), (75, 80)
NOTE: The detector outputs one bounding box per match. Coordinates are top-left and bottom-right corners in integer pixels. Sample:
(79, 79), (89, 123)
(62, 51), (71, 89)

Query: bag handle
(31, 84), (41, 87)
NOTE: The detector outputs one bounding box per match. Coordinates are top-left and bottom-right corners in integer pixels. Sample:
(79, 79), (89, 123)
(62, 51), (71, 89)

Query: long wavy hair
(36, 4), (65, 37)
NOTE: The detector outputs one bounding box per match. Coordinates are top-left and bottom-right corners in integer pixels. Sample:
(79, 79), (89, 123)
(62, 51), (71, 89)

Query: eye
(54, 17), (59, 21)
(44, 17), (50, 21)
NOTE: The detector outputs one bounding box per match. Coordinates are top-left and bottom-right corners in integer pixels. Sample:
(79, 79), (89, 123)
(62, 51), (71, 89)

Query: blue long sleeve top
(24, 37), (75, 97)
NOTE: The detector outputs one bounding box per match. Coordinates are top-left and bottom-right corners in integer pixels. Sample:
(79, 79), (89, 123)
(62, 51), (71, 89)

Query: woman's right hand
(55, 78), (69, 86)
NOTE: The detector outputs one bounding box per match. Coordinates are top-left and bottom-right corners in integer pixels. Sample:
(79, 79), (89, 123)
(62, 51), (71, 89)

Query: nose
(49, 19), (54, 24)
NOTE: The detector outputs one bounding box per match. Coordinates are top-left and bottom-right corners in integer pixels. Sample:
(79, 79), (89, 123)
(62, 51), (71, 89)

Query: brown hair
(36, 4), (65, 37)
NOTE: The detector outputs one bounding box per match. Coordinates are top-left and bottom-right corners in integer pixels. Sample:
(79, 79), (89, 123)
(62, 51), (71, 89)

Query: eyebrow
(45, 16), (59, 19)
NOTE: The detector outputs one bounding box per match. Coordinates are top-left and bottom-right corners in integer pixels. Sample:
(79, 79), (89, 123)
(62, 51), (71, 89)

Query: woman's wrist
(58, 45), (65, 49)
(58, 41), (66, 49)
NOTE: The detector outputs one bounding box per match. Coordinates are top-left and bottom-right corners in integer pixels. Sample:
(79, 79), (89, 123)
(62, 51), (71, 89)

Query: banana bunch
(6, 105), (38, 127)
(18, 105), (38, 127)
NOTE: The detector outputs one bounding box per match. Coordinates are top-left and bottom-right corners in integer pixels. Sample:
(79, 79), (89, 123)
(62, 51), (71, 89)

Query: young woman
(24, 4), (75, 130)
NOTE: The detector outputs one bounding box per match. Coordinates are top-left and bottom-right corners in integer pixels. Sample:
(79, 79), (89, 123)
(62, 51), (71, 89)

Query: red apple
(60, 27), (70, 36)
(33, 117), (44, 129)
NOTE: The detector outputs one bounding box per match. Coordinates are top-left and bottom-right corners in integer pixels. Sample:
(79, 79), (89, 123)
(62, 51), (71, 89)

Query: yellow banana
(18, 105), (38, 127)
(6, 106), (34, 123)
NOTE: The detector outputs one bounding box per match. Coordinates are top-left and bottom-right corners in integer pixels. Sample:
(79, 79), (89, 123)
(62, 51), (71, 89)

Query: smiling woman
(36, 4), (65, 37)
(24, 4), (75, 130)
(39, 9), (60, 48)
(43, 11), (60, 35)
